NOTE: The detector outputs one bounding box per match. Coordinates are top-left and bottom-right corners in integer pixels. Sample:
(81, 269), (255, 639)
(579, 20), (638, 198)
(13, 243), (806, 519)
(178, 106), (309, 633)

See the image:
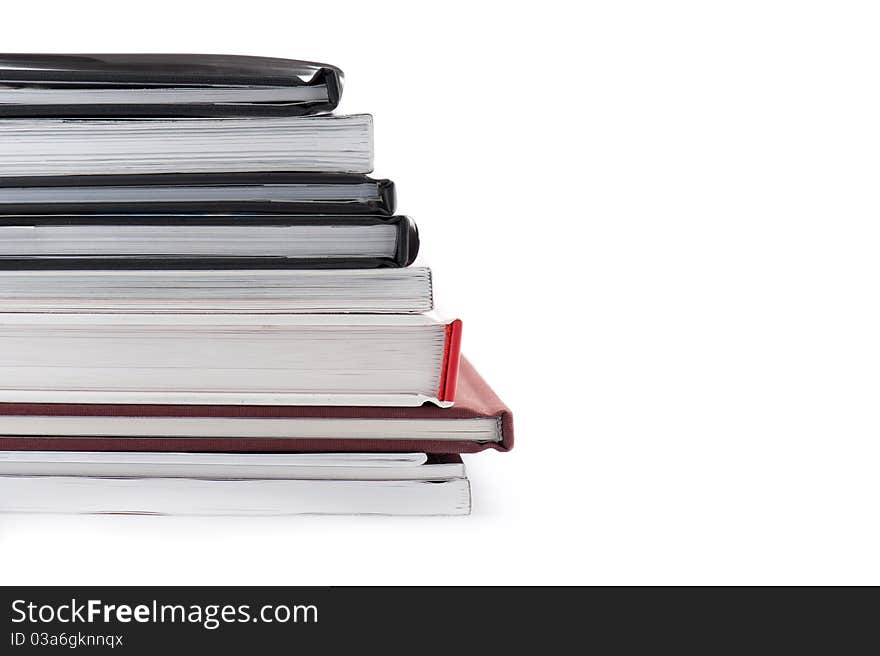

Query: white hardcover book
(0, 452), (470, 516)
(0, 313), (462, 407)
(0, 268), (433, 314)
(0, 476), (472, 516)
(0, 114), (373, 176)
(0, 451), (466, 481)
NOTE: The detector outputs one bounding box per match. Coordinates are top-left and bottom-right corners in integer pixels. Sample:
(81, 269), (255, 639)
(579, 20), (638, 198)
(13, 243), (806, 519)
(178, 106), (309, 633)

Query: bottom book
(0, 452), (470, 516)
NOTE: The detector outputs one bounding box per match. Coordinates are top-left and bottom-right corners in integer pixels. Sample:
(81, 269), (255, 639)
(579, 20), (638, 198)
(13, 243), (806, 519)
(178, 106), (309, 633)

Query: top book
(0, 53), (344, 117)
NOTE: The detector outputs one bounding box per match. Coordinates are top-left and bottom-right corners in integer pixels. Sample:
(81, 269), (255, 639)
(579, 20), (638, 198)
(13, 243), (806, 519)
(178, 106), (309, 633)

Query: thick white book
(0, 268), (433, 314)
(0, 312), (462, 407)
(0, 114), (373, 176)
(0, 452), (470, 516)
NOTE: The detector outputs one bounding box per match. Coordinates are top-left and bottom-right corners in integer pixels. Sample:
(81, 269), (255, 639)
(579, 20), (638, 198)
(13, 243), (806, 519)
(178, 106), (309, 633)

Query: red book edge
(437, 319), (463, 403)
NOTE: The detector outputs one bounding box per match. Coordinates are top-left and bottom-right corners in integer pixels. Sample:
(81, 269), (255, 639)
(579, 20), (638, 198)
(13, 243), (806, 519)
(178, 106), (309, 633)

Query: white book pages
(0, 115), (373, 175)
(0, 223), (397, 258)
(0, 313), (451, 406)
(0, 416), (500, 443)
(0, 85), (329, 105)
(0, 268), (433, 314)
(0, 182), (380, 204)
(0, 451), (467, 480)
(0, 476), (472, 516)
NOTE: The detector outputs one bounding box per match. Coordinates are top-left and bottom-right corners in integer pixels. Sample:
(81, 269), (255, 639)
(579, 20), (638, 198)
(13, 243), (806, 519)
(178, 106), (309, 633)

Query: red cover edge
(437, 319), (463, 403)
(0, 437), (500, 455)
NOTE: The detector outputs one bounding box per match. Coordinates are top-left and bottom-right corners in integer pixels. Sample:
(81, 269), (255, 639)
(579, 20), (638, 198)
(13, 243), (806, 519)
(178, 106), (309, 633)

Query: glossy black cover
(0, 215), (419, 270)
(0, 53), (343, 117)
(0, 173), (395, 216)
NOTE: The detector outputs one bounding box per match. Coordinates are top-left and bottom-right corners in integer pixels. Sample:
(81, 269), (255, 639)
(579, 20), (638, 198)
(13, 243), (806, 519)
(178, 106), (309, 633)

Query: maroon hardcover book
(0, 357), (513, 454)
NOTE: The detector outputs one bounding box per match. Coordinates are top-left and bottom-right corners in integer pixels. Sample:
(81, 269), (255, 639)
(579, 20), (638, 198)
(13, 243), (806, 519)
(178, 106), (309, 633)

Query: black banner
(0, 586), (873, 653)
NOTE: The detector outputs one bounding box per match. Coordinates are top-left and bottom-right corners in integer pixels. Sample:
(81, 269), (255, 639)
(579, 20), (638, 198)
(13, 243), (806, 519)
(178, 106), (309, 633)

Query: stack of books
(0, 54), (513, 515)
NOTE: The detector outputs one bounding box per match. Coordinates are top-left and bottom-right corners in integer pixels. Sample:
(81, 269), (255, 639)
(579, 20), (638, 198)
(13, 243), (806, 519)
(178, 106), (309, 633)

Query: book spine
(394, 217), (420, 266)
(437, 319), (463, 403)
(376, 179), (397, 215)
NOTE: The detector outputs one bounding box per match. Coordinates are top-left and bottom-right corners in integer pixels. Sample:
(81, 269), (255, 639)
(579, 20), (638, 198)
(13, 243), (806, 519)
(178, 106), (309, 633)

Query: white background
(2, 0), (880, 584)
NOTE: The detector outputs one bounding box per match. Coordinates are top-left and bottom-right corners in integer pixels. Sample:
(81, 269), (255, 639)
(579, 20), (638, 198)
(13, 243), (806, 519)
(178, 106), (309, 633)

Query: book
(0, 451), (464, 480)
(0, 215), (419, 269)
(0, 54), (343, 117)
(0, 173), (396, 215)
(0, 114), (373, 177)
(0, 453), (470, 516)
(0, 267), (433, 314)
(0, 359), (509, 454)
(0, 313), (463, 407)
